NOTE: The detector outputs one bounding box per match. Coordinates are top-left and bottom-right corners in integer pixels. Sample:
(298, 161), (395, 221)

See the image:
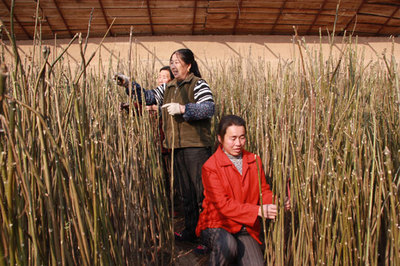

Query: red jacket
(196, 146), (273, 243)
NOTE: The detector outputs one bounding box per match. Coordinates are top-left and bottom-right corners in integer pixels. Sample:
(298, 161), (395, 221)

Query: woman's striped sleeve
(193, 80), (214, 103)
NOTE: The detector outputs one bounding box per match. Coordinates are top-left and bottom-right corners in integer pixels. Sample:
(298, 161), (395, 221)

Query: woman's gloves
(162, 103), (185, 115)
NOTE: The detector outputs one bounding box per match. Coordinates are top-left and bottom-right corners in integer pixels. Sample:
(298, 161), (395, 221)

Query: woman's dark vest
(162, 73), (212, 149)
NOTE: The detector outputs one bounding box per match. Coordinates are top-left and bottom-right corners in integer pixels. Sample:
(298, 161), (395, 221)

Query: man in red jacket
(196, 115), (289, 265)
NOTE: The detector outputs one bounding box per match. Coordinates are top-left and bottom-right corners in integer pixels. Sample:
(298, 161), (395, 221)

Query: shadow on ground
(173, 207), (209, 265)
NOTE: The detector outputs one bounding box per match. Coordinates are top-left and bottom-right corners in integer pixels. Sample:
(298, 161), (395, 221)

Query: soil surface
(173, 210), (209, 266)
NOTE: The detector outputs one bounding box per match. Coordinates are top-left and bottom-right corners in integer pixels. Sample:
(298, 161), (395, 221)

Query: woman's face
(218, 125), (246, 156)
(170, 53), (191, 81)
(157, 70), (172, 85)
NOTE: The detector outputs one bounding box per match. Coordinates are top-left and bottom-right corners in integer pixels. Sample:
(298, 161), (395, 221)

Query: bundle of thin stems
(211, 35), (399, 265)
(0, 9), (172, 265)
(1, 3), (400, 264)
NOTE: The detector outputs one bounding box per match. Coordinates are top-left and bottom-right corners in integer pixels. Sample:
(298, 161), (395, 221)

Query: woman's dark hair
(159, 65), (174, 80)
(217, 115), (246, 141)
(170, 48), (202, 78)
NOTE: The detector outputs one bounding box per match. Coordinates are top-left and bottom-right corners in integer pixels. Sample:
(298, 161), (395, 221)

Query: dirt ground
(173, 207), (209, 266)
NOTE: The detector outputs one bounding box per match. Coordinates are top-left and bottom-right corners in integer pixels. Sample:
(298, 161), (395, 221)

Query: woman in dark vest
(138, 48), (214, 243)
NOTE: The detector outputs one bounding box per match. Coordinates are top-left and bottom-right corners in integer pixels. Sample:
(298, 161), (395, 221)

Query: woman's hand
(162, 103), (185, 115)
(114, 73), (129, 87)
(119, 102), (129, 112)
(272, 196), (291, 211)
(146, 105), (158, 111)
(284, 197), (291, 211)
(258, 204), (277, 219)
